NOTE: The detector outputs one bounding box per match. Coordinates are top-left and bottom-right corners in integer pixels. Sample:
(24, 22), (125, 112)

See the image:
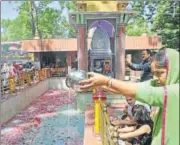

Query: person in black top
(126, 49), (153, 82)
(117, 105), (153, 145)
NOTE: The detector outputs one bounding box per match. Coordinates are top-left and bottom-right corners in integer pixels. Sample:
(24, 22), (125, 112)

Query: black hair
(121, 114), (128, 120)
(154, 49), (166, 67)
(132, 105), (153, 145)
(132, 105), (153, 126)
(143, 49), (152, 56)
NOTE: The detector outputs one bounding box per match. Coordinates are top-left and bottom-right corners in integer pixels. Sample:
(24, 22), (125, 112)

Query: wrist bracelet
(108, 78), (112, 88)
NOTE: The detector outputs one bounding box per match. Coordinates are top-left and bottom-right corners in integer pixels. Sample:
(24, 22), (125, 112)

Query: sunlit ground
(1, 90), (84, 145)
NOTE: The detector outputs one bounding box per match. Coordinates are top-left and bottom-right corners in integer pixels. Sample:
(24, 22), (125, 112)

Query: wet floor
(1, 90), (85, 145)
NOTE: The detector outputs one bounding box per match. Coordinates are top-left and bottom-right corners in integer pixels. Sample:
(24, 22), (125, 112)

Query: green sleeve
(136, 81), (164, 107)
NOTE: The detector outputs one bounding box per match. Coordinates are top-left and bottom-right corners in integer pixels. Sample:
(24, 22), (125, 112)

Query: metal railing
(100, 104), (119, 145)
(0, 68), (51, 101)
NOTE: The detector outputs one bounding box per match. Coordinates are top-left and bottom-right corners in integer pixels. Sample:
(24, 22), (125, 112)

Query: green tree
(126, 17), (151, 36)
(1, 15), (32, 41)
(1, 1), (76, 41)
(152, 1), (179, 50)
(126, 1), (179, 50)
(38, 7), (60, 38)
(126, 1), (157, 36)
(56, 0), (77, 38)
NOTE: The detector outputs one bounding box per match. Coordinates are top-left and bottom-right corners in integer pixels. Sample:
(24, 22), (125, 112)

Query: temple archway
(87, 20), (115, 77)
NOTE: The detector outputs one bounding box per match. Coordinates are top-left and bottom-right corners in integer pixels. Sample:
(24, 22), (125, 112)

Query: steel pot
(65, 69), (87, 90)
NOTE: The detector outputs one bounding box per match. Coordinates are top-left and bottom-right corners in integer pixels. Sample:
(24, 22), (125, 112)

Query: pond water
(1, 90), (85, 145)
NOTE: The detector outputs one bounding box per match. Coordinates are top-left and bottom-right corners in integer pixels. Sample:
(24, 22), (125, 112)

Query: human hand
(98, 85), (108, 91)
(123, 108), (128, 115)
(111, 131), (118, 137)
(111, 119), (120, 126)
(79, 72), (110, 90)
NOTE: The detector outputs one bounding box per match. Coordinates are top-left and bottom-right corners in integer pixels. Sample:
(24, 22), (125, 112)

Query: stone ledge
(1, 79), (49, 125)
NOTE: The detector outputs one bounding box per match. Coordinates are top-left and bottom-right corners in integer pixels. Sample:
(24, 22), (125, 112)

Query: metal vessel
(65, 69), (87, 90)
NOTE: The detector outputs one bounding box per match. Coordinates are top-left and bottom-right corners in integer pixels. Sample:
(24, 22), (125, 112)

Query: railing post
(103, 104), (107, 145)
(9, 76), (15, 93)
(32, 69), (35, 83)
(20, 71), (25, 88)
(35, 70), (39, 82)
(93, 90), (107, 134)
(113, 136), (119, 145)
(43, 68), (47, 78)
(39, 70), (43, 81)
(94, 99), (100, 134)
(100, 104), (103, 143)
(47, 68), (51, 78)
(41, 70), (44, 80)
(42, 69), (45, 79)
(26, 72), (31, 85)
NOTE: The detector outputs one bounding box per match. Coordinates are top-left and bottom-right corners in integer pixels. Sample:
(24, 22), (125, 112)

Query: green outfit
(136, 49), (179, 145)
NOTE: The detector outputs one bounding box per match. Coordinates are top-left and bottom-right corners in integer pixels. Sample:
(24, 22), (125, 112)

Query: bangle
(108, 78), (112, 88)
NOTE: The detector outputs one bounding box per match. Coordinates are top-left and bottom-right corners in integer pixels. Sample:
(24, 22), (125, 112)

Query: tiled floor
(83, 103), (126, 145)
(83, 104), (102, 145)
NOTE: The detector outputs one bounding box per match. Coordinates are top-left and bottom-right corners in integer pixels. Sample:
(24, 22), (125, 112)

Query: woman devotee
(79, 48), (179, 145)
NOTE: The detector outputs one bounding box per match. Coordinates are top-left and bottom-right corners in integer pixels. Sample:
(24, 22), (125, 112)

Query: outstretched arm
(99, 86), (120, 94)
(107, 78), (164, 106)
(119, 125), (151, 139)
(117, 126), (136, 133)
(127, 59), (151, 72)
(128, 62), (151, 72)
(80, 72), (166, 106)
(112, 119), (136, 126)
(80, 73), (137, 97)
(107, 78), (137, 98)
(128, 62), (144, 71)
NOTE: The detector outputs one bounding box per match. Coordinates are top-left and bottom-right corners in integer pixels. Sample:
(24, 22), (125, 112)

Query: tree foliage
(1, 1), (76, 41)
(1, 11), (33, 41)
(152, 1), (179, 50)
(38, 7), (60, 38)
(126, 1), (157, 36)
(126, 1), (179, 50)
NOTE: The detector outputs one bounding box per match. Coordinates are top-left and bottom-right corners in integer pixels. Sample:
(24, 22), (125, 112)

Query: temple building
(22, 0), (162, 80)
(22, 34), (162, 79)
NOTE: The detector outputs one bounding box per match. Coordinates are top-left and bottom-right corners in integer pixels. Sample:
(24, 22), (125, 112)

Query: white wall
(49, 77), (68, 90)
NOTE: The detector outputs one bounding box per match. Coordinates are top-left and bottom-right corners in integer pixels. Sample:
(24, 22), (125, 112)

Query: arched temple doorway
(87, 20), (115, 77)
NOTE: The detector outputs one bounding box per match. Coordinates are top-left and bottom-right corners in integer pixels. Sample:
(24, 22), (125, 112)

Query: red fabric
(13, 67), (17, 73)
(162, 87), (168, 145)
(161, 49), (169, 145)
(14, 64), (20, 70)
